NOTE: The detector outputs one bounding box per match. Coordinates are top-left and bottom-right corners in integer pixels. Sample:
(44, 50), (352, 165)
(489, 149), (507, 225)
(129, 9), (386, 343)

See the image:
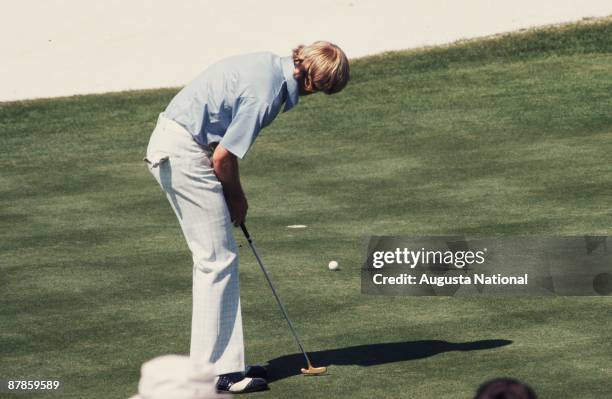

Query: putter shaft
(240, 223), (314, 369)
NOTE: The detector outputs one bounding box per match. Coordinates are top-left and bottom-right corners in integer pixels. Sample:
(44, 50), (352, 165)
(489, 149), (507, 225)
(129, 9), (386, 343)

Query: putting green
(1, 18), (611, 398)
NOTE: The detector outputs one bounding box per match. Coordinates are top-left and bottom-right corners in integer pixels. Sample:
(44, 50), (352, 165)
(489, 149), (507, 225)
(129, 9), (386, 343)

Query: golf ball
(328, 260), (339, 271)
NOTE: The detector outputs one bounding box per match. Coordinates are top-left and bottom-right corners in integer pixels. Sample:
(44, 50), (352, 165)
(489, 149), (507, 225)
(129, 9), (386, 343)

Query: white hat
(128, 355), (220, 399)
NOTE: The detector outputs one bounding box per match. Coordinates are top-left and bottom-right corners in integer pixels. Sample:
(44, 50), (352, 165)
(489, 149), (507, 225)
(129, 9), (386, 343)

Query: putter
(240, 223), (327, 376)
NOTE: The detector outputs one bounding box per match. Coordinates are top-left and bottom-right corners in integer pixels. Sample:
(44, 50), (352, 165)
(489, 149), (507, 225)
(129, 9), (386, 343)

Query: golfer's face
(297, 73), (320, 96)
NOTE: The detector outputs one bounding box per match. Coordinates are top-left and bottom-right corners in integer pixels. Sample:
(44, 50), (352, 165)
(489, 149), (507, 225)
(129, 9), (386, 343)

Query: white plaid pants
(145, 113), (245, 376)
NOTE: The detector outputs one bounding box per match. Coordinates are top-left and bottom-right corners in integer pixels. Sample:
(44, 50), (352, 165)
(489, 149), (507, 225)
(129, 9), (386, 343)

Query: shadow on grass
(266, 339), (512, 382)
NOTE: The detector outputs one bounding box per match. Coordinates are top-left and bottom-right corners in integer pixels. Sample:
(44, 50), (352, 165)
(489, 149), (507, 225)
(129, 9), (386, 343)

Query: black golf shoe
(216, 372), (268, 394)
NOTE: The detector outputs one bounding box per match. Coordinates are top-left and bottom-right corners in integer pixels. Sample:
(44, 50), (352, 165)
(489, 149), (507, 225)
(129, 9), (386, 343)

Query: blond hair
(292, 41), (349, 94)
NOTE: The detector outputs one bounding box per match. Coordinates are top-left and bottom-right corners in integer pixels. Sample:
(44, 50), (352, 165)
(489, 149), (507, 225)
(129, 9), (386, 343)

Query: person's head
(474, 378), (537, 399)
(128, 355), (219, 399)
(292, 41), (350, 96)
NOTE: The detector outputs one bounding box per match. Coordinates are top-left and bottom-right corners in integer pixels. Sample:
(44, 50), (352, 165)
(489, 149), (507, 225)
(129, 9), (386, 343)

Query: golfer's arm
(212, 145), (244, 198)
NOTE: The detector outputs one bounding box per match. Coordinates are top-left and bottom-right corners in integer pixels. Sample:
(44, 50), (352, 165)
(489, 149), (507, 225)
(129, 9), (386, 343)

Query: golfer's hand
(228, 193), (248, 227)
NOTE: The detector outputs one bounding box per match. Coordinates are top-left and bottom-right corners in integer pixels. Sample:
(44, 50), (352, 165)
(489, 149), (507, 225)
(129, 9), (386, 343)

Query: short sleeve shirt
(163, 52), (299, 159)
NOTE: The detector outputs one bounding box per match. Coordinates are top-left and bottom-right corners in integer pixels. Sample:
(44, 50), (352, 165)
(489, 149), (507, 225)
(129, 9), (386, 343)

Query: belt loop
(143, 155), (169, 168)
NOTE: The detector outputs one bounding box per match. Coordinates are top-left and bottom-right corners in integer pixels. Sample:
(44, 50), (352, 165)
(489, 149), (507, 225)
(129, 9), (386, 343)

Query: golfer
(144, 41), (349, 394)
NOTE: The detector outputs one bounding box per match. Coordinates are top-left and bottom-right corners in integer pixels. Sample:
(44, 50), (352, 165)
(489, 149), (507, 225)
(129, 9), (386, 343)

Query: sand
(1, 0), (610, 102)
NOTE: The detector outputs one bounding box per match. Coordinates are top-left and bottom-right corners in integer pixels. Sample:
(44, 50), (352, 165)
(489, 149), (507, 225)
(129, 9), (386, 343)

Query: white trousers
(145, 114), (245, 376)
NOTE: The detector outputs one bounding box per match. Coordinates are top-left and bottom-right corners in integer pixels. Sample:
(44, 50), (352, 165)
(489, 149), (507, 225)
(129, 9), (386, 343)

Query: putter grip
(240, 223), (251, 240)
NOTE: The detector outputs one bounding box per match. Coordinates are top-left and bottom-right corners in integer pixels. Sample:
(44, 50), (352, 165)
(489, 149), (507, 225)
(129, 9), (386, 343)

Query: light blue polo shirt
(163, 52), (299, 159)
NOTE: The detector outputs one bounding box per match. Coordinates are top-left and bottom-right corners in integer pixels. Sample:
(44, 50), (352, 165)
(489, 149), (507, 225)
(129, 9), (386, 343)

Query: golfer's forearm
(213, 147), (244, 198)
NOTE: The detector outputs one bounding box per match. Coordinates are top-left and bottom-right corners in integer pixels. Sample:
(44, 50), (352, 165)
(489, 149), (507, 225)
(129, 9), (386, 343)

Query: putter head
(300, 365), (327, 376)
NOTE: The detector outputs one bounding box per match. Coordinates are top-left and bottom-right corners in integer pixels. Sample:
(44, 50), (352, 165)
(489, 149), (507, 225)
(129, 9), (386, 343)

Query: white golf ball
(328, 260), (339, 271)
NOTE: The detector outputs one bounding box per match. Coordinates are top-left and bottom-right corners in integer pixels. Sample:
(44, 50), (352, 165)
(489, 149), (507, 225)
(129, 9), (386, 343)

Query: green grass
(1, 18), (611, 398)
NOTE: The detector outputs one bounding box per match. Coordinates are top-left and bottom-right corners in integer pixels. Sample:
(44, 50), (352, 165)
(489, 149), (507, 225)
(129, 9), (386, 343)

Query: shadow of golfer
(266, 339), (512, 382)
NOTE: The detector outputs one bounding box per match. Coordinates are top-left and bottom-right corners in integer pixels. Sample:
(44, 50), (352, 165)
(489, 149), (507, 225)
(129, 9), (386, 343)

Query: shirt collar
(281, 56), (299, 112)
